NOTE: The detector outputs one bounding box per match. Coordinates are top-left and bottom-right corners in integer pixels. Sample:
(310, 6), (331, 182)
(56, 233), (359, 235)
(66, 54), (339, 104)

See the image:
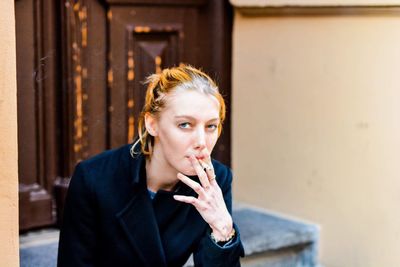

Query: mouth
(185, 155), (207, 161)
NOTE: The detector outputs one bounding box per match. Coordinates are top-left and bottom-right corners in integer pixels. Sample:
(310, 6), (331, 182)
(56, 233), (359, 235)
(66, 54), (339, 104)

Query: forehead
(163, 90), (220, 119)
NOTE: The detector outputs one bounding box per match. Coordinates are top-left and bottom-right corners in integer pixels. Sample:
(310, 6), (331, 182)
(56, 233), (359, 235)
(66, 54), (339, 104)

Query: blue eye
(178, 122), (191, 129)
(207, 124), (218, 131)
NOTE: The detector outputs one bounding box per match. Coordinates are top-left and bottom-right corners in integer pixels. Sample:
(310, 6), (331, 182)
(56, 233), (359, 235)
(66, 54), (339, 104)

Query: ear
(144, 113), (158, 137)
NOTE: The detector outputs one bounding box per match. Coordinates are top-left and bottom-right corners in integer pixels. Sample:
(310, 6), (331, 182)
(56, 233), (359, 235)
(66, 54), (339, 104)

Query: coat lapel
(115, 145), (167, 267)
(116, 188), (167, 267)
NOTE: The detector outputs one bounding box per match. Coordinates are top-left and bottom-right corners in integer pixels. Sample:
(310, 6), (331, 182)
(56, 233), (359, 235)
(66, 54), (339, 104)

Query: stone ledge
(229, 1), (400, 16)
(230, 0), (400, 8)
(19, 206), (320, 267)
(233, 207), (319, 257)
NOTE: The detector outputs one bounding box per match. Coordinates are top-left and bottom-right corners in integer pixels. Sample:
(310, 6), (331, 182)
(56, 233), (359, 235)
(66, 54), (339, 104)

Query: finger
(177, 173), (206, 197)
(201, 148), (216, 183)
(202, 148), (213, 168)
(199, 159), (216, 184)
(173, 195), (208, 211)
(173, 195), (198, 205)
(190, 155), (210, 189)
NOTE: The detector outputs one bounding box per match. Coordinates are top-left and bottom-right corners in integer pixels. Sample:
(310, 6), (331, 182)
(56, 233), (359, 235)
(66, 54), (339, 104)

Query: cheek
(206, 134), (219, 149)
(161, 130), (191, 155)
(160, 127), (181, 145)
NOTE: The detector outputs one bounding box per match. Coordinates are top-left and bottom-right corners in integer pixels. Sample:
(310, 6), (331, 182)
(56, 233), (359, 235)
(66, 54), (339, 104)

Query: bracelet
(210, 227), (236, 244)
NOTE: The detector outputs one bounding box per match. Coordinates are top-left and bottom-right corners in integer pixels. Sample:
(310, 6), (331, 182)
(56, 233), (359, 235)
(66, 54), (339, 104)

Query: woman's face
(148, 89), (220, 176)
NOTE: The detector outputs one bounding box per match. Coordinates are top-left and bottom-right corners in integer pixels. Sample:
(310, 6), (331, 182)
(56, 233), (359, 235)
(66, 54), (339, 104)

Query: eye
(178, 122), (191, 129)
(207, 124), (218, 131)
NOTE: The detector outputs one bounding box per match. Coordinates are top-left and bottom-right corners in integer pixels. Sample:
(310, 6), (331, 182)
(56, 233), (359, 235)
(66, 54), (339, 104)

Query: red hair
(133, 65), (226, 156)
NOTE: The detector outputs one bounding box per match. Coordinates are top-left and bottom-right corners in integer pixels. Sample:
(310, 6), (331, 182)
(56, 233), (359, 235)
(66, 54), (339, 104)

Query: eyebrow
(174, 115), (220, 121)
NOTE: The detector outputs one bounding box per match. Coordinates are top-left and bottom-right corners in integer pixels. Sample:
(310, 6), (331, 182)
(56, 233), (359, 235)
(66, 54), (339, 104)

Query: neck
(145, 148), (179, 193)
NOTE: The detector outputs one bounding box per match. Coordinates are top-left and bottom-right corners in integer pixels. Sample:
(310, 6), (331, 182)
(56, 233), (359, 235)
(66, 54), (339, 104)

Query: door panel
(60, 0), (108, 175)
(128, 27), (183, 141)
(108, 6), (194, 146)
(15, 0), (59, 230)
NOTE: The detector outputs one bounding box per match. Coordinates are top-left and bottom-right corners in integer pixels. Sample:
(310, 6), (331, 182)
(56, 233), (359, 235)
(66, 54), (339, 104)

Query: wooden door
(15, 0), (59, 230)
(16, 0), (232, 231)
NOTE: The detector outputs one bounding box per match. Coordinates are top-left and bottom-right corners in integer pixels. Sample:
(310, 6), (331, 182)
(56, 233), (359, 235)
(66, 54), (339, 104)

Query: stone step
(20, 206), (320, 267)
(234, 206), (319, 267)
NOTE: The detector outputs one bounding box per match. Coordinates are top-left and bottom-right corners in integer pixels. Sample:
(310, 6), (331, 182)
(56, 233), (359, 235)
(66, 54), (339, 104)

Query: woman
(57, 65), (244, 267)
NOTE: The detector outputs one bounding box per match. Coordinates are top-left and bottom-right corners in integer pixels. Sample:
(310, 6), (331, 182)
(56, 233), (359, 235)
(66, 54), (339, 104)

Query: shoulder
(71, 144), (134, 187)
(211, 159), (233, 191)
(80, 144), (130, 170)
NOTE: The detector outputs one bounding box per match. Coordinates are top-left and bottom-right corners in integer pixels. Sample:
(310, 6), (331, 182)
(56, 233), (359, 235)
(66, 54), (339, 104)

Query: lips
(185, 155), (207, 160)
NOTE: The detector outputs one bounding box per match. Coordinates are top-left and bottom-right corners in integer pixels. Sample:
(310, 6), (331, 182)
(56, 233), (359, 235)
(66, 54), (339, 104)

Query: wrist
(210, 227), (235, 243)
(210, 219), (234, 241)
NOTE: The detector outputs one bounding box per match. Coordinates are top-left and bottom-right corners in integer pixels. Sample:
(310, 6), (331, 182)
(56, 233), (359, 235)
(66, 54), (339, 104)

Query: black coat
(57, 144), (244, 267)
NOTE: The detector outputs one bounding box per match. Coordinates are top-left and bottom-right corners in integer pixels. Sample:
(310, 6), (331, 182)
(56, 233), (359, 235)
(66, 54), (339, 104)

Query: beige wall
(232, 9), (400, 267)
(0, 1), (19, 266)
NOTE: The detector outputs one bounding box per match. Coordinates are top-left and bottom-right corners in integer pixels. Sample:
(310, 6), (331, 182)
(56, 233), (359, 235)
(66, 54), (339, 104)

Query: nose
(194, 127), (206, 150)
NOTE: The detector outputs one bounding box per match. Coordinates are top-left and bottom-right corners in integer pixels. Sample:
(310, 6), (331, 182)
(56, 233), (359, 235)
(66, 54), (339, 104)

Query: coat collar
(129, 142), (146, 186)
(116, 144), (167, 267)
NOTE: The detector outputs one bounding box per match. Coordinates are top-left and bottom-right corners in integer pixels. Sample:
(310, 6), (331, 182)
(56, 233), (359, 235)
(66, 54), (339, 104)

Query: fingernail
(173, 195), (182, 201)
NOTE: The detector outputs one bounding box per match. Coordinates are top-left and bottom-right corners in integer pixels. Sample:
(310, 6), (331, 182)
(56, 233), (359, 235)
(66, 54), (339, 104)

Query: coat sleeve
(57, 163), (98, 267)
(193, 167), (245, 267)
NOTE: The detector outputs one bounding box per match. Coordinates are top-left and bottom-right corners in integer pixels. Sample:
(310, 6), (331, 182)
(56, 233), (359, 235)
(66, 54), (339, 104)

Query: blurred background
(1, 0), (400, 266)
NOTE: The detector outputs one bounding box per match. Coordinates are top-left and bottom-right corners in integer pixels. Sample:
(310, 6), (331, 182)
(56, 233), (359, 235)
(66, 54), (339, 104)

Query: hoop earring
(130, 139), (141, 158)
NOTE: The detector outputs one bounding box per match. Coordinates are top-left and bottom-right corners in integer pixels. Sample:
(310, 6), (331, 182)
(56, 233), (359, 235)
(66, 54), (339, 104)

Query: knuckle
(204, 195), (213, 205)
(199, 173), (208, 181)
(199, 205), (207, 212)
(193, 184), (202, 192)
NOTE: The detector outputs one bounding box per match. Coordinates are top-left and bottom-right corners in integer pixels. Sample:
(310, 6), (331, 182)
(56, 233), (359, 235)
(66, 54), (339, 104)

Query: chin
(182, 170), (196, 177)
(180, 166), (197, 177)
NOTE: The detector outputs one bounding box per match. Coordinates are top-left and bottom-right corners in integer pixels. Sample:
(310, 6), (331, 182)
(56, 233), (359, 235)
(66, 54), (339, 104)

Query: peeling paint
(82, 67), (87, 78)
(134, 26), (151, 33)
(128, 58), (134, 68)
(82, 25), (87, 47)
(73, 2), (80, 12)
(69, 0), (89, 159)
(128, 116), (135, 143)
(108, 69), (113, 84)
(128, 70), (134, 81)
(127, 52), (135, 81)
(155, 56), (162, 74)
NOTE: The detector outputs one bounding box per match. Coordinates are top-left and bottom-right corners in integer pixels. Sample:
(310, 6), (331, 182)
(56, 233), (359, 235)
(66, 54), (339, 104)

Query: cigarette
(199, 159), (212, 171)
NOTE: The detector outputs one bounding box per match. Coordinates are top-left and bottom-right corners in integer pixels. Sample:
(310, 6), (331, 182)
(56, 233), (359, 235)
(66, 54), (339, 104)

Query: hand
(173, 154), (233, 241)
